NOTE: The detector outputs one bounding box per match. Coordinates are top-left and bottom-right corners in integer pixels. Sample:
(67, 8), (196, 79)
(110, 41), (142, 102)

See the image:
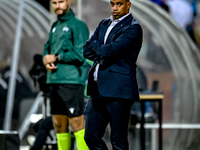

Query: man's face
(110, 0), (131, 20)
(51, 0), (71, 15)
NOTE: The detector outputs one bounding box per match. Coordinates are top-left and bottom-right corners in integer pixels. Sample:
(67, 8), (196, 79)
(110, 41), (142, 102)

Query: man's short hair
(126, 0), (130, 1)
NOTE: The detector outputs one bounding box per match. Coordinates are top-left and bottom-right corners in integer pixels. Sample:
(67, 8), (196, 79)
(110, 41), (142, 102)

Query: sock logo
(69, 107), (75, 114)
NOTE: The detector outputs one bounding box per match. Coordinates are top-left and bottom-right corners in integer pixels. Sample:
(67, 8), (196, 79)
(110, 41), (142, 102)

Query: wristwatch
(55, 54), (60, 61)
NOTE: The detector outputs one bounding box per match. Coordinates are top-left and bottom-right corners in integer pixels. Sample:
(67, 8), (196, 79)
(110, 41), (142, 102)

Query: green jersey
(43, 9), (89, 85)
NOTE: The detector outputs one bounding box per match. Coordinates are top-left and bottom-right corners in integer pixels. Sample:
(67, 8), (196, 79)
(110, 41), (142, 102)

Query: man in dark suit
(83, 0), (143, 149)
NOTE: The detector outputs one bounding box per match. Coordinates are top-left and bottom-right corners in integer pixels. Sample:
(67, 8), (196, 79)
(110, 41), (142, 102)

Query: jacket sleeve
(43, 22), (56, 58)
(43, 40), (50, 57)
(89, 24), (142, 58)
(58, 22), (89, 65)
(83, 20), (104, 61)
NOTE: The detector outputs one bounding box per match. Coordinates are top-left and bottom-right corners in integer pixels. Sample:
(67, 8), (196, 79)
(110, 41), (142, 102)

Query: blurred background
(0, 0), (200, 150)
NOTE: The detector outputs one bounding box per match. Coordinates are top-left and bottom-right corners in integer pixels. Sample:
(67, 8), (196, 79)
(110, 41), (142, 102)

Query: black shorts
(49, 84), (85, 118)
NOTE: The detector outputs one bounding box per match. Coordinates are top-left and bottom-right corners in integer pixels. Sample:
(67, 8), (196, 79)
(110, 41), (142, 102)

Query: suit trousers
(84, 95), (134, 150)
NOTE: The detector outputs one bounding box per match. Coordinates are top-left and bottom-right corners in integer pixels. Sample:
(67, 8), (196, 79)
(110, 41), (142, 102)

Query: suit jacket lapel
(99, 20), (112, 42)
(106, 14), (133, 44)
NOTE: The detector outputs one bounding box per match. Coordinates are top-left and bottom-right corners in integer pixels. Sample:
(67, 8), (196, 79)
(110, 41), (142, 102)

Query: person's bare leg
(69, 115), (88, 150)
(52, 115), (68, 133)
(69, 115), (84, 132)
(53, 115), (71, 150)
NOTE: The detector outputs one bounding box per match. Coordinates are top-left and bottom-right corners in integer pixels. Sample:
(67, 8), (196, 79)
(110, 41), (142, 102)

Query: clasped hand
(43, 54), (57, 72)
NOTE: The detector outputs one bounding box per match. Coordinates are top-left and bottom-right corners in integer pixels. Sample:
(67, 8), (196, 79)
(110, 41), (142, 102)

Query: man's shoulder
(123, 14), (141, 26)
(125, 16), (142, 30)
(103, 18), (110, 22)
(100, 18), (110, 24)
(131, 18), (141, 26)
(70, 17), (88, 28)
(51, 20), (58, 27)
(95, 18), (110, 28)
(52, 20), (57, 24)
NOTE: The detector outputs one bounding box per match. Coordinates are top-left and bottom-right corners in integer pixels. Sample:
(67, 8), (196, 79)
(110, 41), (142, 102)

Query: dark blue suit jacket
(83, 14), (143, 100)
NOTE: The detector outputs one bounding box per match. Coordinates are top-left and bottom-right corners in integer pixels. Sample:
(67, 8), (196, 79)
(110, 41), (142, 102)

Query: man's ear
(127, 2), (131, 10)
(68, 0), (71, 5)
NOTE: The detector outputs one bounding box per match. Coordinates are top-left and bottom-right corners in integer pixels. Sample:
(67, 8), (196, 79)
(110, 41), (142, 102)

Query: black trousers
(84, 96), (134, 150)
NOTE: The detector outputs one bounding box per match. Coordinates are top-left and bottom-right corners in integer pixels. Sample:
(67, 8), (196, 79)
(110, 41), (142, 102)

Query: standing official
(43, 0), (89, 149)
(83, 0), (143, 149)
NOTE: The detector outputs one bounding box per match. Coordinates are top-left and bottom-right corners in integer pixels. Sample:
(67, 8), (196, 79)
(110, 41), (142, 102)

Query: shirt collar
(57, 9), (75, 21)
(110, 13), (131, 23)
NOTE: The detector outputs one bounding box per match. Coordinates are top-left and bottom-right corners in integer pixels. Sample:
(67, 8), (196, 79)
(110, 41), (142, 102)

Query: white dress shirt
(93, 13), (131, 82)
